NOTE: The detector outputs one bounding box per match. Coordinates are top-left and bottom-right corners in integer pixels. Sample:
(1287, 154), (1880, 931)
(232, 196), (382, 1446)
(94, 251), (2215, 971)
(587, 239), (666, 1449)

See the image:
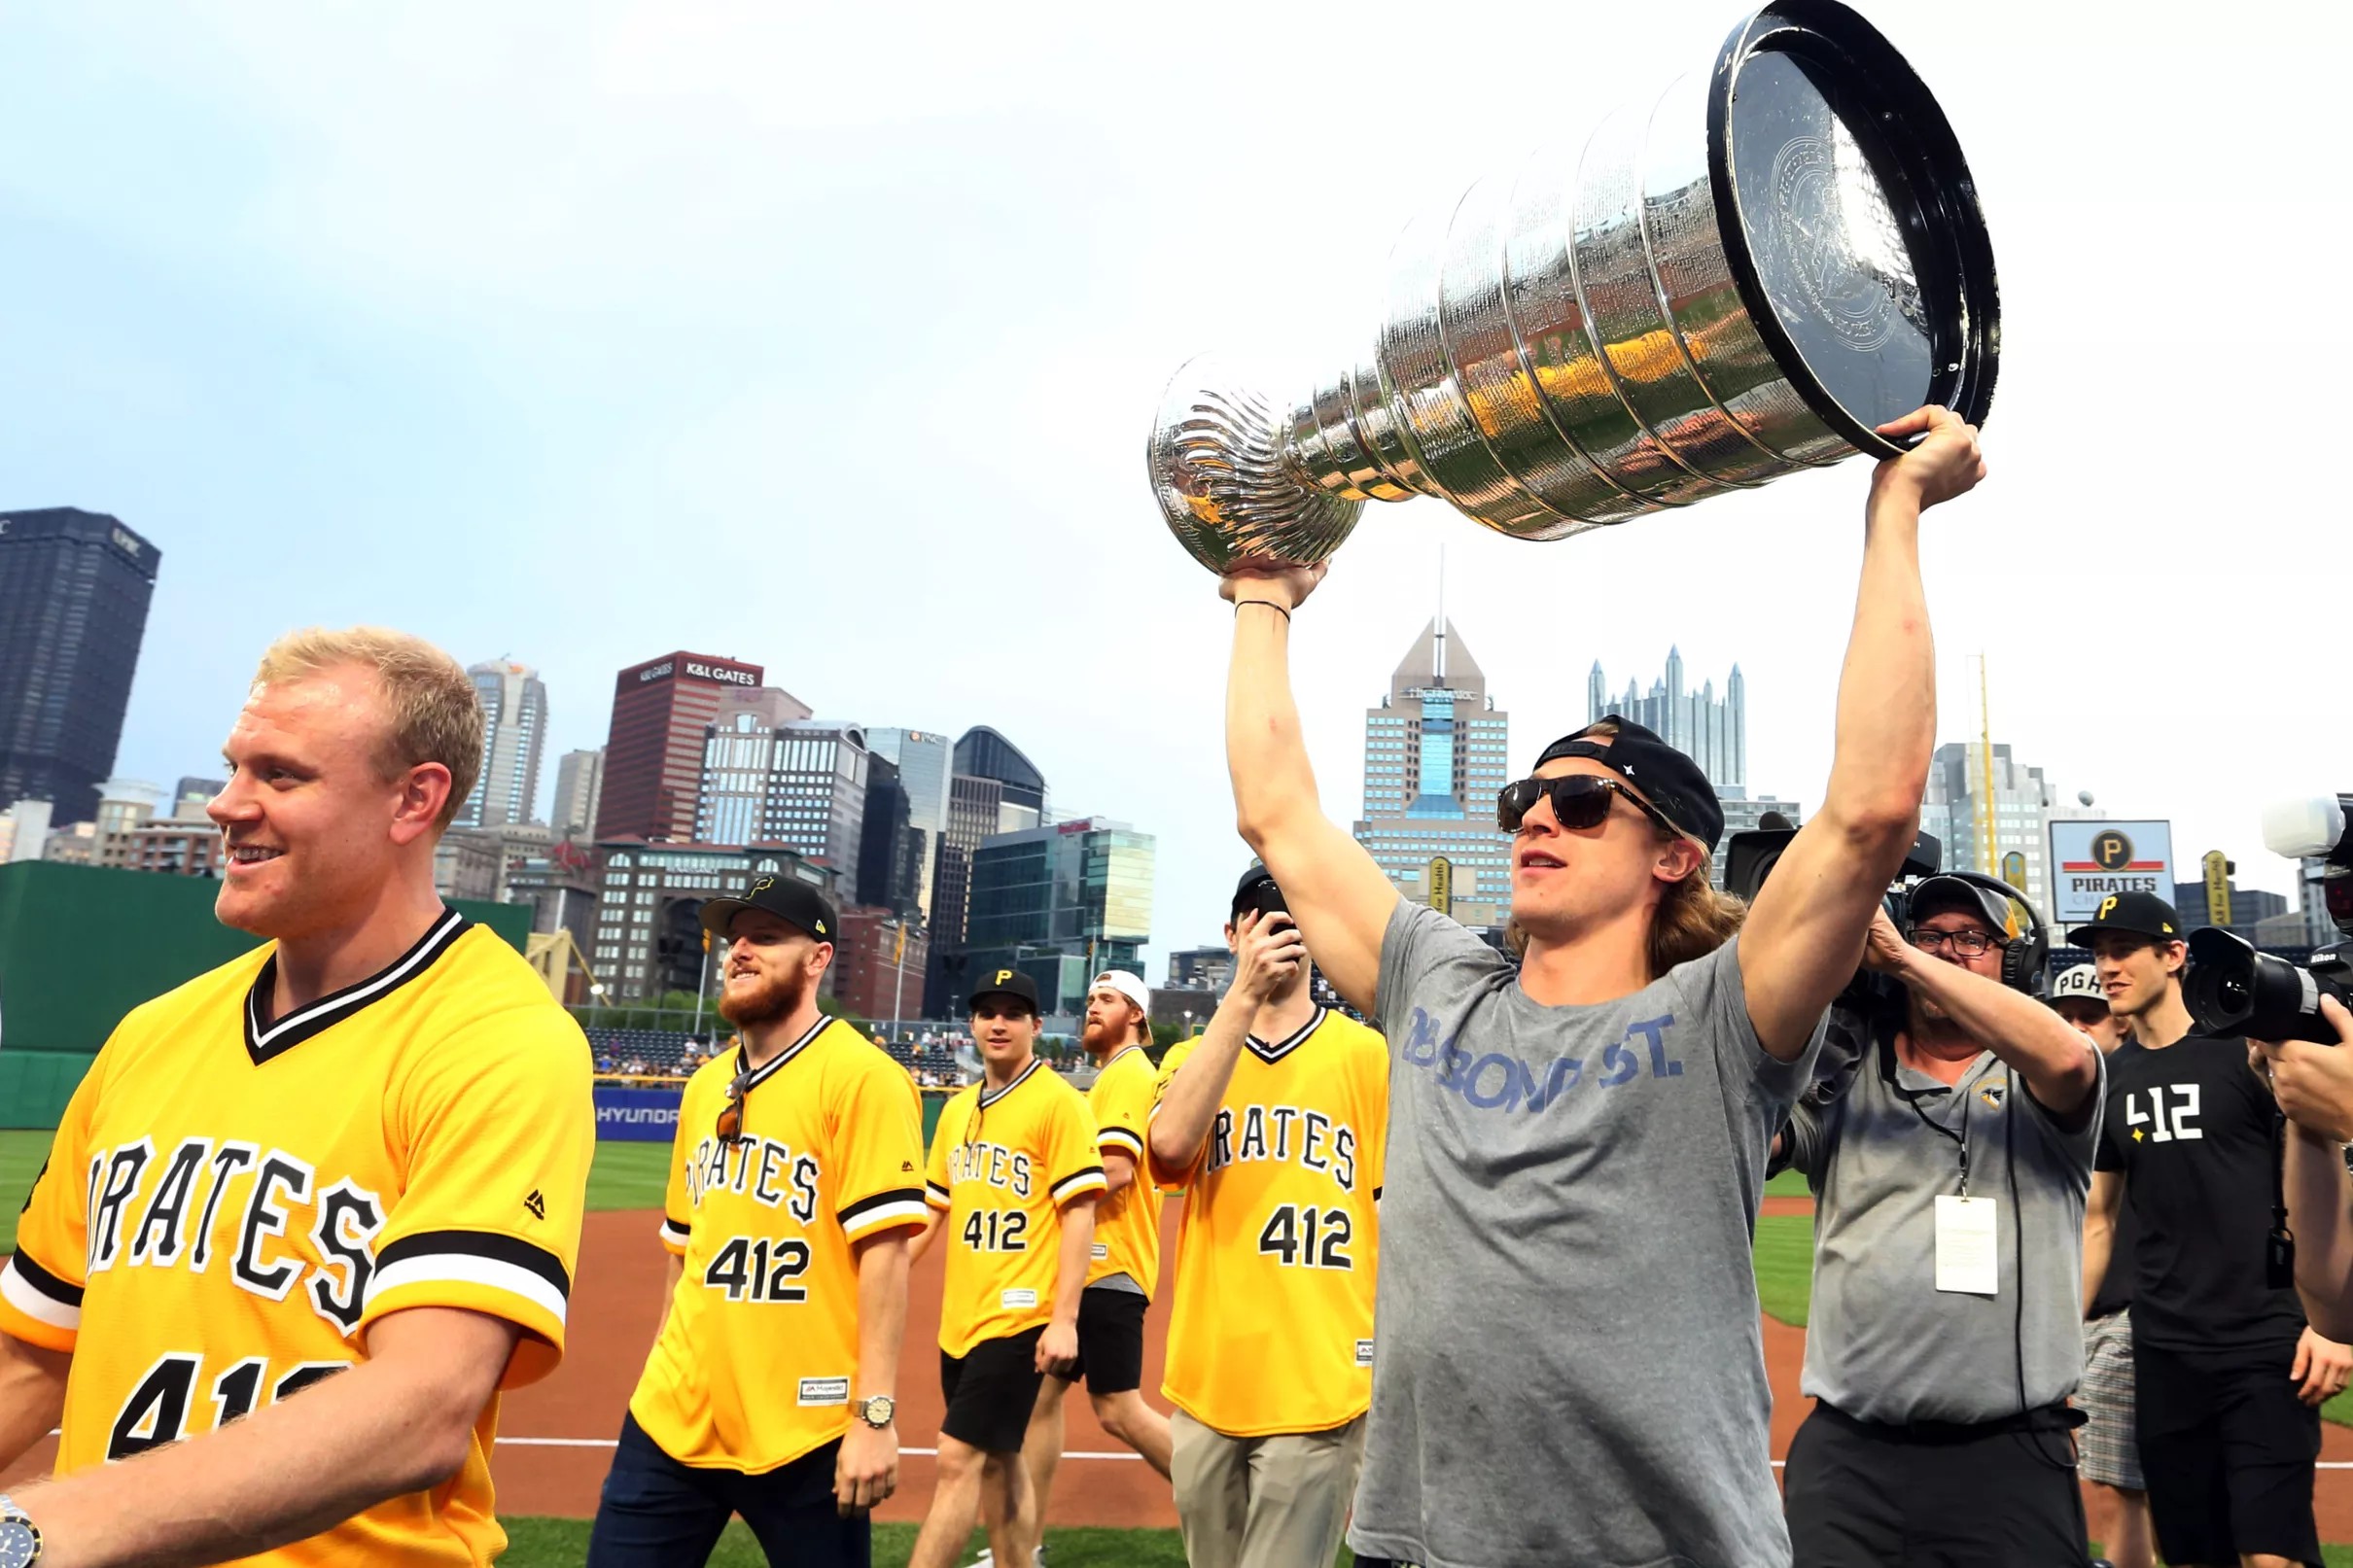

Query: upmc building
(594, 650), (765, 842)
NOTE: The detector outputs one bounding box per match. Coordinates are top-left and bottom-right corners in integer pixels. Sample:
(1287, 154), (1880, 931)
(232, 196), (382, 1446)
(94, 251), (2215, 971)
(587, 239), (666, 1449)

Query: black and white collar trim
(244, 908), (471, 1065)
(734, 1015), (831, 1092)
(979, 1057), (1044, 1109)
(1247, 1008), (1327, 1064)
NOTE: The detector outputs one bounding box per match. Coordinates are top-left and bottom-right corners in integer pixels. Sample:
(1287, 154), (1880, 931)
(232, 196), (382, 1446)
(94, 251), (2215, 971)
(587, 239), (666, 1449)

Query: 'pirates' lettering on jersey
(1151, 1008), (1388, 1437)
(926, 1059), (1106, 1357)
(0, 913), (592, 1568)
(1086, 1044), (1164, 1298)
(631, 1017), (928, 1472)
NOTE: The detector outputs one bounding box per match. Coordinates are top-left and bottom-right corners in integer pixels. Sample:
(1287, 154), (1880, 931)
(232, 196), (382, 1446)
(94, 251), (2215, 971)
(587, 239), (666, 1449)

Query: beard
(719, 965), (810, 1028)
(1081, 1015), (1119, 1053)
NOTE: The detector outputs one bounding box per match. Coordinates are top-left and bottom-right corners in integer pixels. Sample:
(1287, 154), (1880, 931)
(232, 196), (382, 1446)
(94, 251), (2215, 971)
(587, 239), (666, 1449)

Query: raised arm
(1223, 567), (1399, 1014)
(1860, 910), (2098, 1117)
(1739, 407), (1984, 1061)
(1148, 913), (1301, 1175)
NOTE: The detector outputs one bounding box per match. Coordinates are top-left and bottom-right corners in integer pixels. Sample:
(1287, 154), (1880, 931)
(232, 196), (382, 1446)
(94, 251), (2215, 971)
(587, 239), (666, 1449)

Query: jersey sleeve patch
(1051, 1165), (1107, 1203)
(1098, 1125), (1144, 1160)
(0, 1252), (82, 1348)
(838, 1187), (929, 1241)
(365, 1227), (572, 1334)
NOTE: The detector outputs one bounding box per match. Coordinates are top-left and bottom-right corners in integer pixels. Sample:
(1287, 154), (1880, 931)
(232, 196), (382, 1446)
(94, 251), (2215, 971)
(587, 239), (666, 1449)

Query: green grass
(496, 1521), (1350, 1565)
(1765, 1167), (1810, 1198)
(0, 1129), (50, 1256)
(586, 1140), (674, 1213)
(1752, 1213), (1815, 1329)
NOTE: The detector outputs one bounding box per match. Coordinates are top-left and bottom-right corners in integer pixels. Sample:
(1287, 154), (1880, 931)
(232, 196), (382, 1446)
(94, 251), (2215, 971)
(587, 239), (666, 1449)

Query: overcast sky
(2, 1), (2335, 972)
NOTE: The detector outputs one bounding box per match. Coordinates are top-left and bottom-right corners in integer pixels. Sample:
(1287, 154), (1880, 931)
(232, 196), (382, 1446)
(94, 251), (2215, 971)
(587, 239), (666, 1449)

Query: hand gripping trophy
(1146, 0), (1999, 572)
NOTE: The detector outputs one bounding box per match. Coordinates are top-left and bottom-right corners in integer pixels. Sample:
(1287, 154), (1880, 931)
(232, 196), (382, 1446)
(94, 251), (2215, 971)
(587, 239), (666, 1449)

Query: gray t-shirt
(1784, 1016), (2105, 1424)
(1352, 902), (1821, 1568)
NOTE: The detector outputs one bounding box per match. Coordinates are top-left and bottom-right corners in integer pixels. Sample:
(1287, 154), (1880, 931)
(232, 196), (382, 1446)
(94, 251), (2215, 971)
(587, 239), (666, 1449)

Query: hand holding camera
(1231, 909), (1307, 1003)
(2252, 996), (2353, 1143)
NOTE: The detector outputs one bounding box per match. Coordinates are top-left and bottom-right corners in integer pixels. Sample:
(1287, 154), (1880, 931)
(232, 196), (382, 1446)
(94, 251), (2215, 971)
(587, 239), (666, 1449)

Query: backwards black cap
(698, 872), (838, 944)
(1534, 715), (1725, 851)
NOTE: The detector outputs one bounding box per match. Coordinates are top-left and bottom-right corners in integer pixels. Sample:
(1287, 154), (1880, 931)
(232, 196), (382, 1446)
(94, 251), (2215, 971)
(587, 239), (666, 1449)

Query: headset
(1894, 868), (2052, 996)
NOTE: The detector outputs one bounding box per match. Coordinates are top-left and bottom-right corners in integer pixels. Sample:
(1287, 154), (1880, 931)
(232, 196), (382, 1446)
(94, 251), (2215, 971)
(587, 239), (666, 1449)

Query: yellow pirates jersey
(1084, 1044), (1163, 1299)
(1150, 1007), (1388, 1437)
(925, 1059), (1106, 1357)
(631, 1017), (927, 1472)
(0, 911), (592, 1567)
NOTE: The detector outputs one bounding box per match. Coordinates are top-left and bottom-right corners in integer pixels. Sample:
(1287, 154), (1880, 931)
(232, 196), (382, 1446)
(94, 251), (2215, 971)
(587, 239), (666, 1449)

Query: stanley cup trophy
(1147, 0), (1998, 572)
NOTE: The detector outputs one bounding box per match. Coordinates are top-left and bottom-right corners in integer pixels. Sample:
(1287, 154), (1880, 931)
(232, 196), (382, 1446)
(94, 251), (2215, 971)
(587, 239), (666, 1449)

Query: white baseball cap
(1089, 970), (1150, 1015)
(2047, 964), (2106, 1008)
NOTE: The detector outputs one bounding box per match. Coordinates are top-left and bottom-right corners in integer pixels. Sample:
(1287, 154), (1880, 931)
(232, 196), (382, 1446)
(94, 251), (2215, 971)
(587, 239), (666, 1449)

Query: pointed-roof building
(1355, 617), (1515, 931)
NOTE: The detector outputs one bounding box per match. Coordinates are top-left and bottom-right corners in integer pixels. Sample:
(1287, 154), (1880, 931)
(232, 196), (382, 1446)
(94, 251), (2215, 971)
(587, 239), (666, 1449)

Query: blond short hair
(254, 627), (482, 830)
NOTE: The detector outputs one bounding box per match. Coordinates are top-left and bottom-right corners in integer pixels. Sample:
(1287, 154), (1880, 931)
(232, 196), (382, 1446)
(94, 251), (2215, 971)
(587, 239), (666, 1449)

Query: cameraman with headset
(1775, 874), (2102, 1567)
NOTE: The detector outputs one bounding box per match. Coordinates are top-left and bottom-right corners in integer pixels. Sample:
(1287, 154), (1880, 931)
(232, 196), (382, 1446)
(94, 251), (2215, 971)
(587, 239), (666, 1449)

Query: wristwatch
(855, 1394), (896, 1430)
(0, 1495), (41, 1568)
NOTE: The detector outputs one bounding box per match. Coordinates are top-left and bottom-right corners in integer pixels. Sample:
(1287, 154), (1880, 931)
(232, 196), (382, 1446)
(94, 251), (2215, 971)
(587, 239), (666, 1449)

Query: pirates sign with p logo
(2050, 819), (2177, 927)
(2089, 830), (2134, 872)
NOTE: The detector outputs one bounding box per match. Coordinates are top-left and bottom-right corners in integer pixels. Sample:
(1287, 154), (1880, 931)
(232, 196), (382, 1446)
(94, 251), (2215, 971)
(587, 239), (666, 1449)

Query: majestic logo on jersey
(523, 1189), (546, 1220)
(1203, 1104), (1358, 1193)
(685, 1134), (821, 1223)
(84, 1137), (385, 1334)
(946, 1139), (1035, 1197)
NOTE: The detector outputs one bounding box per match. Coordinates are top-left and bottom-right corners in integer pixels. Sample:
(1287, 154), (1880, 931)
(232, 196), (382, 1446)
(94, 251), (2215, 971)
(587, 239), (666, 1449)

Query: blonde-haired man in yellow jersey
(1013, 969), (1175, 1529)
(1147, 866), (1387, 1568)
(0, 627), (592, 1568)
(586, 875), (926, 1567)
(905, 970), (1104, 1568)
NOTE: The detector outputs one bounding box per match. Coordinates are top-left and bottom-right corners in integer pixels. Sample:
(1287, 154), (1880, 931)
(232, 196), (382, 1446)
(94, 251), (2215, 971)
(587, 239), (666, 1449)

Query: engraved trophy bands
(1147, 0), (1998, 572)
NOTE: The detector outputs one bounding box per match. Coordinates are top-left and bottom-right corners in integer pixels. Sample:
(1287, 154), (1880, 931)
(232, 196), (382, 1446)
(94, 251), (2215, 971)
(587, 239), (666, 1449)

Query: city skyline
(3, 6), (2326, 968)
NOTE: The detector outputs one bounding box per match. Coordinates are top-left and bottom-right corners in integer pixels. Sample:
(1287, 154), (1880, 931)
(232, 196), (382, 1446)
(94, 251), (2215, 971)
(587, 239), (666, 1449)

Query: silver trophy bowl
(1148, 0), (1998, 572)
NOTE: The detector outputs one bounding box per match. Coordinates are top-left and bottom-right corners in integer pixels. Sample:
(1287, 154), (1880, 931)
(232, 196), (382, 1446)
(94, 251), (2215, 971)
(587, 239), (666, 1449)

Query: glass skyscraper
(0, 508), (160, 826)
(1587, 648), (1745, 795)
(959, 817), (1155, 1019)
(458, 659), (548, 828)
(1354, 618), (1515, 929)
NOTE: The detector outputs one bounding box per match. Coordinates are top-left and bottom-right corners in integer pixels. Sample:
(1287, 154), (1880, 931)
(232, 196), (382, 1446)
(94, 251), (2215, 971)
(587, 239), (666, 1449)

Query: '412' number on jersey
(1258, 1203), (1352, 1269)
(704, 1237), (811, 1302)
(2125, 1084), (2202, 1144)
(962, 1210), (1029, 1252)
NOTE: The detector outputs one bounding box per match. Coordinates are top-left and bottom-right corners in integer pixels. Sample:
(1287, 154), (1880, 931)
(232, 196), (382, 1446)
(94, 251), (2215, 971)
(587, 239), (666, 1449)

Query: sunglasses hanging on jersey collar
(718, 1071), (750, 1145)
(1497, 773), (1679, 839)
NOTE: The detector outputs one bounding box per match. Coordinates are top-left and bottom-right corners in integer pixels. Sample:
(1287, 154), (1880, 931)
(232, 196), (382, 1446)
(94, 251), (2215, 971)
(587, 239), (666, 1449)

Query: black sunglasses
(1497, 774), (1678, 838)
(717, 1071), (749, 1145)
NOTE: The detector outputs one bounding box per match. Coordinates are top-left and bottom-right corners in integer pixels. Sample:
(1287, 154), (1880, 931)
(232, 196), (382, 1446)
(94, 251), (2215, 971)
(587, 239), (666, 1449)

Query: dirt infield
(12, 1196), (2353, 1544)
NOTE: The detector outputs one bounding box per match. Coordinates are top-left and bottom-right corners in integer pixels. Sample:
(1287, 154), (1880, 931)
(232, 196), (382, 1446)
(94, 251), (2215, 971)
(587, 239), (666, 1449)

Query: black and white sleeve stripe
(0, 1251), (83, 1334)
(1050, 1165), (1107, 1203)
(839, 1187), (929, 1237)
(1098, 1125), (1144, 1160)
(369, 1230), (572, 1325)
(658, 1213), (692, 1248)
(925, 1179), (952, 1210)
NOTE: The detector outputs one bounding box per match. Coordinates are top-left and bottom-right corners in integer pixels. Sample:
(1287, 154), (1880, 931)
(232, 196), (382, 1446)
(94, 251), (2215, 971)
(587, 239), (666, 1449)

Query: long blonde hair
(254, 627), (483, 829)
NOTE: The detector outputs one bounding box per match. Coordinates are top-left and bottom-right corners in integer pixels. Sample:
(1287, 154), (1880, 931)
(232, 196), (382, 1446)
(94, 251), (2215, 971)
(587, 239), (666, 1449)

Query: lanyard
(1903, 1065), (1978, 1198)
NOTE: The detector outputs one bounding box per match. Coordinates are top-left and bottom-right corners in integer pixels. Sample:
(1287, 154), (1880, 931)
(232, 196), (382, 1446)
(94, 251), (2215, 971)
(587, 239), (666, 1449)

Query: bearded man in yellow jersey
(586, 875), (926, 1567)
(0, 628), (592, 1568)
(905, 970), (1104, 1568)
(1146, 866), (1387, 1568)
(1011, 969), (1175, 1532)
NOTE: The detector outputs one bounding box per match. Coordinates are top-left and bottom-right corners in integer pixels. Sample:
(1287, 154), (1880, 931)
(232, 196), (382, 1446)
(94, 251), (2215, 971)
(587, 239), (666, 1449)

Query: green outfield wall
(0, 862), (531, 1129)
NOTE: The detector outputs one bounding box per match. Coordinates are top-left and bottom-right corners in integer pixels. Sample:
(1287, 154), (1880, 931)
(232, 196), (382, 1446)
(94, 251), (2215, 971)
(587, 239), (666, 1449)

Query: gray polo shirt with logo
(1350, 901), (1821, 1568)
(1782, 1013), (2105, 1424)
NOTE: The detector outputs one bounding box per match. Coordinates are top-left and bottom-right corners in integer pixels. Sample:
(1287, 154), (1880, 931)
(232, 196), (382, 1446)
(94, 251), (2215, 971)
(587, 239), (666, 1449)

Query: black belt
(1816, 1400), (2086, 1445)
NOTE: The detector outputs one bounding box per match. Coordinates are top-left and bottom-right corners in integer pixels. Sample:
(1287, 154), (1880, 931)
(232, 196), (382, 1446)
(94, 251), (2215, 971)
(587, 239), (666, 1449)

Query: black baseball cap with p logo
(2064, 889), (2182, 948)
(698, 873), (839, 944)
(968, 966), (1041, 1017)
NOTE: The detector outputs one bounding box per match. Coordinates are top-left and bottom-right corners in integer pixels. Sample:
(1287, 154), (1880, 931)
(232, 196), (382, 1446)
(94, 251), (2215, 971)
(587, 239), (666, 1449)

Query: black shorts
(2135, 1339), (2321, 1568)
(1781, 1403), (2085, 1567)
(1051, 1285), (1147, 1395)
(939, 1326), (1046, 1454)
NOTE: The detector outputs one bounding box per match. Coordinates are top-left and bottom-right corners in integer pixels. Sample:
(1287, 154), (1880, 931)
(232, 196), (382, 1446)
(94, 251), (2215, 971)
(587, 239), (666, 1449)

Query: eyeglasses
(1497, 774), (1678, 839)
(1910, 927), (2007, 958)
(717, 1071), (750, 1144)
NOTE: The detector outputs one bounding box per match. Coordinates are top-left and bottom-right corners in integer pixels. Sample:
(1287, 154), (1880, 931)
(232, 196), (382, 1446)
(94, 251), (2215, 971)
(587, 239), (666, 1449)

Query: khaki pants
(1169, 1408), (1367, 1568)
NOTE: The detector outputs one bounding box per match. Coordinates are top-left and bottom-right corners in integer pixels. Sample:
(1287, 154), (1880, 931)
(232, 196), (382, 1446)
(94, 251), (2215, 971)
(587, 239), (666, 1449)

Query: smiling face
(1508, 755), (1703, 947)
(970, 999), (1040, 1068)
(208, 665), (443, 941)
(2088, 932), (2185, 1021)
(717, 908), (829, 1028)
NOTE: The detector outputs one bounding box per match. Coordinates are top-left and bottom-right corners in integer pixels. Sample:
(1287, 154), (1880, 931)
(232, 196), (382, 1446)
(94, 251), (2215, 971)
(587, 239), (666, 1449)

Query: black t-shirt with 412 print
(2095, 1031), (2306, 1352)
